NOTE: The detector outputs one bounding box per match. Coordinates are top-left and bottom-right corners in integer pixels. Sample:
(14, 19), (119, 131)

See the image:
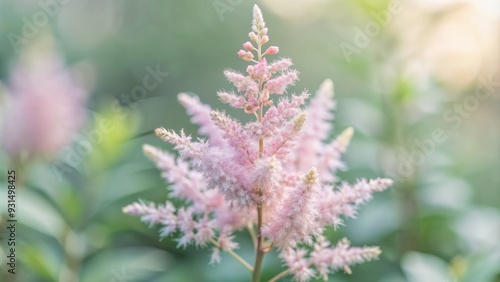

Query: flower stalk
(253, 16), (268, 280)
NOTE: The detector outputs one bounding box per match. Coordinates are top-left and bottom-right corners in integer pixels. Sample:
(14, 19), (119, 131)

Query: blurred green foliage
(0, 0), (499, 281)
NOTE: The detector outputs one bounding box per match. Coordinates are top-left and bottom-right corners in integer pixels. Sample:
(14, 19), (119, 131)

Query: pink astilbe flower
(1, 41), (87, 162)
(317, 178), (393, 229)
(264, 70), (299, 95)
(210, 110), (257, 164)
(217, 90), (247, 110)
(309, 237), (381, 279)
(143, 144), (219, 212)
(125, 144), (250, 250)
(317, 127), (354, 183)
(177, 93), (225, 146)
(281, 248), (315, 282)
(249, 156), (282, 205)
(122, 200), (176, 229)
(263, 168), (322, 248)
(289, 79), (336, 172)
(124, 5), (392, 282)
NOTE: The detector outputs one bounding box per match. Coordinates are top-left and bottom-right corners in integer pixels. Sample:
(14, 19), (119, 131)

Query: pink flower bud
(243, 41), (254, 51)
(260, 35), (269, 44)
(237, 50), (254, 61)
(265, 46), (279, 55)
(249, 32), (258, 42)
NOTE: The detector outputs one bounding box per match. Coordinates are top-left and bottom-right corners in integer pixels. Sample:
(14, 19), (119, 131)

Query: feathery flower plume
(263, 168), (322, 248)
(177, 93), (225, 146)
(124, 5), (391, 282)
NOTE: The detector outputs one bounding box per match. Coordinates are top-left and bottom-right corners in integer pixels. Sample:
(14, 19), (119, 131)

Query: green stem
(268, 269), (289, 282)
(60, 226), (81, 282)
(210, 238), (253, 272)
(252, 203), (265, 282)
(248, 224), (258, 250)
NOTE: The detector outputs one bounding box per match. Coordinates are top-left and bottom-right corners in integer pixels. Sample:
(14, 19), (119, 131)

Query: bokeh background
(0, 0), (499, 281)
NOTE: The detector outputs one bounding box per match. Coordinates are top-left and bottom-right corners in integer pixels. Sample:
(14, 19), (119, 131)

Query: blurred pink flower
(124, 5), (392, 282)
(1, 47), (87, 162)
